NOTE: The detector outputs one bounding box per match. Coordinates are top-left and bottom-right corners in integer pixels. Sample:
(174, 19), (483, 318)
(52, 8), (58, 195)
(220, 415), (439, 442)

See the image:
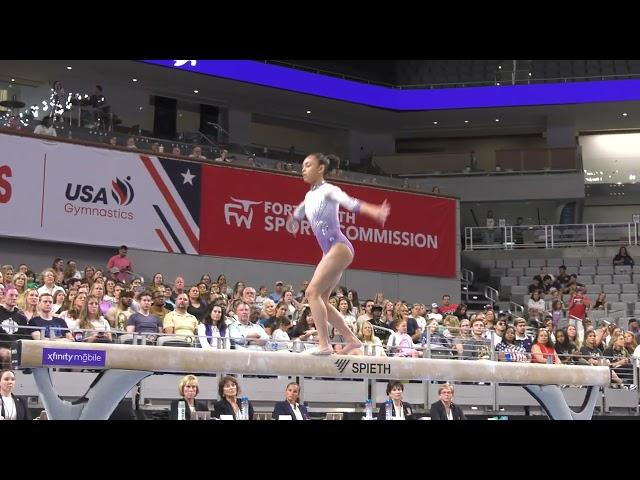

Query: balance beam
(13, 340), (611, 420)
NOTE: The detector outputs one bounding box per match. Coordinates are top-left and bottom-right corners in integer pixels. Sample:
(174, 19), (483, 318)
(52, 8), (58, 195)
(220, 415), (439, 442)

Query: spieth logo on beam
(335, 359), (392, 375)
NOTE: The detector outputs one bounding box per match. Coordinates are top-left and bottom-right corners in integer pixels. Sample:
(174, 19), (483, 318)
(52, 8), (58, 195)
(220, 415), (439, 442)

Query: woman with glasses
(429, 383), (466, 420)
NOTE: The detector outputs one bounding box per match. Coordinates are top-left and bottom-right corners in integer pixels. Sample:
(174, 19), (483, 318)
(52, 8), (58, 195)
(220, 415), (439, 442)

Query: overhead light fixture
(495, 118), (500, 122)
(464, 120), (469, 124)
(66, 66), (72, 70)
(138, 106), (143, 110)
(10, 78), (15, 82)
(433, 121), (438, 125)
(498, 66), (502, 70)
(306, 110), (311, 114)
(193, 89), (199, 94)
(496, 82), (501, 86)
(132, 78), (138, 82)
(622, 112), (628, 117)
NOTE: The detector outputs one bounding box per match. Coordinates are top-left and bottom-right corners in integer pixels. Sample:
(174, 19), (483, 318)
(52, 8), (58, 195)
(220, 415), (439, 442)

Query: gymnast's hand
(286, 215), (300, 236)
(377, 199), (390, 226)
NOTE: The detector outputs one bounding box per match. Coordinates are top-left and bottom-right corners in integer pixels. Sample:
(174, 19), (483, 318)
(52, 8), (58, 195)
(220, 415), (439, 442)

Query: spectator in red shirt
(568, 285), (590, 341)
(107, 245), (133, 283)
(439, 294), (457, 315)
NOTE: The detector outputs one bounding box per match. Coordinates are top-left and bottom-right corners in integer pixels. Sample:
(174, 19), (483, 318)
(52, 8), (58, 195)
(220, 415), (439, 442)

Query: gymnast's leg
(306, 243), (359, 355)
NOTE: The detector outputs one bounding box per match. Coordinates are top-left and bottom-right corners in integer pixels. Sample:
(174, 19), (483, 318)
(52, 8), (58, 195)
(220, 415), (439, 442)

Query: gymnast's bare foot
(340, 342), (363, 356)
(310, 346), (335, 356)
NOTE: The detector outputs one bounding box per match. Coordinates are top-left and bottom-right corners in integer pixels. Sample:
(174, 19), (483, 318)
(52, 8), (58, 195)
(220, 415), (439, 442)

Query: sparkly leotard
(293, 181), (361, 255)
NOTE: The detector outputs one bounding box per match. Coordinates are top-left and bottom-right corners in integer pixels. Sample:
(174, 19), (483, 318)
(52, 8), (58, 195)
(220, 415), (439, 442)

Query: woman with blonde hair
(59, 292), (87, 330)
(603, 332), (633, 386)
(373, 292), (385, 306)
(20, 288), (39, 321)
(623, 331), (638, 356)
(382, 300), (395, 325)
(12, 273), (28, 309)
(170, 375), (207, 420)
(78, 295), (112, 343)
(0, 266), (13, 287)
(357, 321), (386, 356)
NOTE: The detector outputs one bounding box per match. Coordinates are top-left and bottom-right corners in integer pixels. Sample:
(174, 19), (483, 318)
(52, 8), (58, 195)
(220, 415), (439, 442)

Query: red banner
(199, 166), (456, 277)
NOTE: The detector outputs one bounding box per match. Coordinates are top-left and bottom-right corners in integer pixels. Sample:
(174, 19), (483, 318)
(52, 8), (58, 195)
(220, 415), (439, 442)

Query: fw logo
(334, 359), (350, 374)
(224, 197), (262, 229)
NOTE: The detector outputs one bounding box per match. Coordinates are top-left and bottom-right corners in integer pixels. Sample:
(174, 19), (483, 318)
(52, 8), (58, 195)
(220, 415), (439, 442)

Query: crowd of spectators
(1, 247), (639, 388)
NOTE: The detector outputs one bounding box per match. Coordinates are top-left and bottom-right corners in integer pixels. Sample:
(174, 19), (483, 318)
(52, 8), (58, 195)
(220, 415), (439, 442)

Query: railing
(264, 60), (640, 91)
(465, 222), (640, 250)
(373, 147), (579, 177)
(484, 286), (499, 305)
(461, 268), (474, 286)
(12, 327), (640, 417)
(510, 302), (525, 317)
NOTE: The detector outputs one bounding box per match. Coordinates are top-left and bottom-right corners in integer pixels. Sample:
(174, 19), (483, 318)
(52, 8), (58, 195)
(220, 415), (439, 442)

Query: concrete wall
(412, 171), (585, 203)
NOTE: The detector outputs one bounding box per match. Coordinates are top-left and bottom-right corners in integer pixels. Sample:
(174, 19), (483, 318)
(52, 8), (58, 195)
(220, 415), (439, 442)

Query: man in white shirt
(409, 303), (426, 330)
(427, 303), (443, 323)
(229, 302), (269, 351)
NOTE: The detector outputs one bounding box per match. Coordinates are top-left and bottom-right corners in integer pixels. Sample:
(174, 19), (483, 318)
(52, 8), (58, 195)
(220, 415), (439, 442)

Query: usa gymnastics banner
(199, 167), (456, 277)
(0, 133), (200, 254)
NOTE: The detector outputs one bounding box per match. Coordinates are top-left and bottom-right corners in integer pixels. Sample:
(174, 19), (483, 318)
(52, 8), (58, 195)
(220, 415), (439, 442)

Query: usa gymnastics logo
(111, 176), (135, 206)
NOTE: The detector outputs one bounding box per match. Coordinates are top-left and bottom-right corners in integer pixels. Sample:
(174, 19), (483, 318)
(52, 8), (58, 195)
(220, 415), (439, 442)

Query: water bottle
(240, 396), (249, 420)
(385, 399), (392, 420)
(177, 400), (186, 420)
(364, 399), (373, 420)
(504, 352), (512, 362)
